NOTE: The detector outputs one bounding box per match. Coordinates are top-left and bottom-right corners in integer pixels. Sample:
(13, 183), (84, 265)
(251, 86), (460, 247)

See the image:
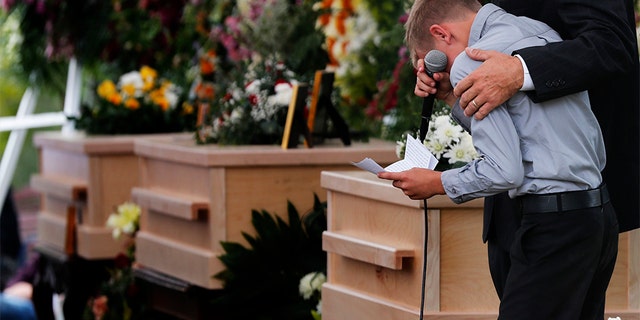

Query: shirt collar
(469, 3), (504, 46)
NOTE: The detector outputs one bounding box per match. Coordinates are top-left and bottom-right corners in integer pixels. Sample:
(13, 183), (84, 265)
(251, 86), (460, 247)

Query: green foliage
(2, 0), (202, 91)
(73, 102), (196, 135)
(212, 194), (327, 320)
(237, 0), (329, 82)
(3, 1), (110, 92)
(283, 3), (330, 81)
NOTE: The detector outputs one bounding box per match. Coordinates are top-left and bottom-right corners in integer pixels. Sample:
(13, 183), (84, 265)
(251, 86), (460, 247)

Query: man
(416, 0), (640, 301)
(379, 0), (619, 318)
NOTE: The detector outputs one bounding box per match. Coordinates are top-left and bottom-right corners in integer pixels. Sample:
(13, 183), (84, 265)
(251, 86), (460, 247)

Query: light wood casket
(320, 170), (639, 320)
(131, 134), (398, 289)
(30, 132), (166, 259)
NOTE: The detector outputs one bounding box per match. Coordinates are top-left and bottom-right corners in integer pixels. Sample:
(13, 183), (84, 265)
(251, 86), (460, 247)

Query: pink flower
(1, 0), (16, 11)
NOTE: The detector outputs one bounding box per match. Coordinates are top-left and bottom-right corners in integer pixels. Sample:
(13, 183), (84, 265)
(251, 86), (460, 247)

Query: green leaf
(212, 194), (327, 319)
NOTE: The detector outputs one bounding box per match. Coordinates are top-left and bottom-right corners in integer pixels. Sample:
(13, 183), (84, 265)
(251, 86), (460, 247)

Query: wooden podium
(320, 171), (640, 320)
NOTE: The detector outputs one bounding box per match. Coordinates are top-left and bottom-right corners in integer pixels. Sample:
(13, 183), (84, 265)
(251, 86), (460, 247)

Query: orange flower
(196, 82), (215, 100)
(335, 10), (350, 35)
(124, 98), (140, 110)
(326, 37), (339, 66)
(342, 0), (354, 13)
(107, 93), (123, 105)
(200, 58), (215, 75)
(200, 50), (217, 75)
(150, 89), (170, 111)
(195, 11), (209, 36)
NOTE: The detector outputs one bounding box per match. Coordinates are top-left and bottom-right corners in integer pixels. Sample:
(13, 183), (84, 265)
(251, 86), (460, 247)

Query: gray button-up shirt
(441, 4), (605, 204)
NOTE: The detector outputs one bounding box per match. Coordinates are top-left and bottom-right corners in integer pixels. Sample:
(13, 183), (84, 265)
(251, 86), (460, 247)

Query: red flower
(248, 94), (258, 105)
(114, 253), (131, 269)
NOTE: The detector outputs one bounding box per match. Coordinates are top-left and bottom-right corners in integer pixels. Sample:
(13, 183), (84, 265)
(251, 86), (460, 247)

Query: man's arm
(454, 0), (637, 119)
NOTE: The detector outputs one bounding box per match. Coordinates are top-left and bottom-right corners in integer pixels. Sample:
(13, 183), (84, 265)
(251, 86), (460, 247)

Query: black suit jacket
(484, 0), (639, 246)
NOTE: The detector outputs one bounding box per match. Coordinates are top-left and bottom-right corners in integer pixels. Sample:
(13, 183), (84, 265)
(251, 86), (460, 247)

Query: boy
(378, 1), (618, 319)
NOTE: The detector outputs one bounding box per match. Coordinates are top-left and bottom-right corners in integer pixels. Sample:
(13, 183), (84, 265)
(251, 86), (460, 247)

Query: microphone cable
(419, 198), (428, 320)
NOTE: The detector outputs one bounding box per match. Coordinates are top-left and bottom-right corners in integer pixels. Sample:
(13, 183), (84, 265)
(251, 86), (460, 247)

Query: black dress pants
(497, 202), (619, 320)
(485, 192), (521, 299)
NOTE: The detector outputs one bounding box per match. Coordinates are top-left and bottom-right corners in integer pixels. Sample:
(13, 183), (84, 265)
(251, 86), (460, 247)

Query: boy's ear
(429, 24), (450, 43)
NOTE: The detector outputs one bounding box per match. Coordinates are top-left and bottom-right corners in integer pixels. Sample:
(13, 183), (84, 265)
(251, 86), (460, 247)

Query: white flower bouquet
(396, 107), (478, 171)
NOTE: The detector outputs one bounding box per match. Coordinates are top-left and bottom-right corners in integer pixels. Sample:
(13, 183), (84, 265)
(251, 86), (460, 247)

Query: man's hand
(377, 168), (444, 200)
(453, 48), (523, 119)
(415, 58), (456, 107)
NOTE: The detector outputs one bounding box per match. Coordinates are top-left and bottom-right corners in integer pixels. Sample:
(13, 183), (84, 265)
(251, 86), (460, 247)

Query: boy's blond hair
(404, 0), (482, 67)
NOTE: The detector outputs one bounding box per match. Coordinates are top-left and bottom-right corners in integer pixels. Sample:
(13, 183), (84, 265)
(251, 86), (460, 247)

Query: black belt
(518, 184), (609, 214)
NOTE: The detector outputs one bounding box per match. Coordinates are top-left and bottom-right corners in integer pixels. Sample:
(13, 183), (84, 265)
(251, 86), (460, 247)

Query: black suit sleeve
(512, 0), (637, 103)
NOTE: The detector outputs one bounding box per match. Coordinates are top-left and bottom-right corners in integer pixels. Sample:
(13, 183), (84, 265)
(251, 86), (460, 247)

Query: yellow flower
(106, 202), (141, 239)
(121, 83), (137, 97)
(182, 102), (194, 115)
(140, 65), (157, 91)
(97, 80), (118, 99)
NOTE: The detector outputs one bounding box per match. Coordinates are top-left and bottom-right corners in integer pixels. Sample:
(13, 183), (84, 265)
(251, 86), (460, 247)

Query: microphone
(419, 50), (448, 142)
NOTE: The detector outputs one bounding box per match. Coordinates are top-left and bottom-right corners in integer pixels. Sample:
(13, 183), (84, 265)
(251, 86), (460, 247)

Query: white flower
(395, 139), (406, 159)
(432, 115), (463, 145)
(299, 272), (326, 300)
(346, 8), (377, 53)
(417, 112), (478, 167)
(118, 71), (145, 97)
(229, 107), (244, 124)
(444, 142), (474, 164)
(163, 83), (181, 109)
(245, 79), (262, 95)
(267, 82), (295, 107)
(424, 138), (447, 159)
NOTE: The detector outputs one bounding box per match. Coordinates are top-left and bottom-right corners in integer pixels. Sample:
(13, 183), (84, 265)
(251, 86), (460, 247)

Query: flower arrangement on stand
(195, 60), (301, 145)
(72, 65), (196, 135)
(84, 202), (143, 320)
(312, 0), (420, 140)
(190, 0), (330, 146)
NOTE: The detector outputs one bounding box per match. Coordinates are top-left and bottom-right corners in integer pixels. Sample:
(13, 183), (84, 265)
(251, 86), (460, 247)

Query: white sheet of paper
(352, 157), (386, 174)
(352, 135), (439, 174)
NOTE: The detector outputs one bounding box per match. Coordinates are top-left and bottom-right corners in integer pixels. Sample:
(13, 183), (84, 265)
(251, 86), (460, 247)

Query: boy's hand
(415, 58), (455, 107)
(378, 168), (445, 200)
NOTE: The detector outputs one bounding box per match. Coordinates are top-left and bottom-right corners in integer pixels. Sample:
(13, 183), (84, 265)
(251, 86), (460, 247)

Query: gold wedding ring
(472, 100), (479, 108)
